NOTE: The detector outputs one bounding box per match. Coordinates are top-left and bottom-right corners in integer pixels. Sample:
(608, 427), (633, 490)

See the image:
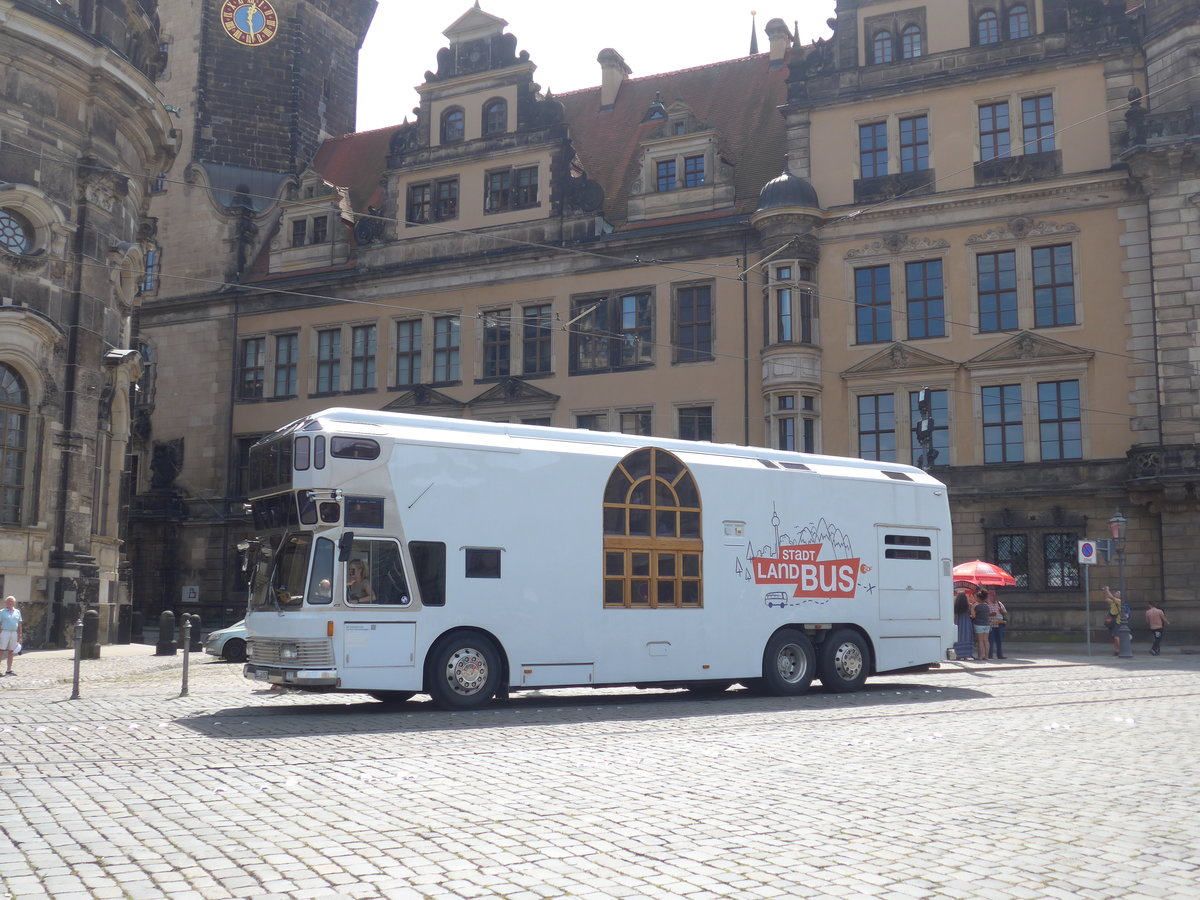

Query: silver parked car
(204, 620), (247, 662)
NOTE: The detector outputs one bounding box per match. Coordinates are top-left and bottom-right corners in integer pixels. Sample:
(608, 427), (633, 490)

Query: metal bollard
(155, 610), (177, 656)
(82, 608), (101, 660)
(70, 617), (83, 700)
(180, 615), (190, 697)
(188, 613), (203, 652)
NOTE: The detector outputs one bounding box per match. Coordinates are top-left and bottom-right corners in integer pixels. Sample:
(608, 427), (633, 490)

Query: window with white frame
(769, 264), (817, 346)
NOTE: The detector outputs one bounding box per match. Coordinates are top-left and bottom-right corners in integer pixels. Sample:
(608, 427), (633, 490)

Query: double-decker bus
(241, 408), (955, 708)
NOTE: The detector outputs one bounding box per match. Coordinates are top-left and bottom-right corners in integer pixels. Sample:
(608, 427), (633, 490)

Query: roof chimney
(598, 48), (631, 109)
(765, 18), (792, 66)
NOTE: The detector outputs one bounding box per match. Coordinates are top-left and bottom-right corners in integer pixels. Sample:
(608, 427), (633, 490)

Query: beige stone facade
(136, 0), (1200, 641)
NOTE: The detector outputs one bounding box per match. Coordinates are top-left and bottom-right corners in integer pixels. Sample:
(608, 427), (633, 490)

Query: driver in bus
(347, 559), (375, 604)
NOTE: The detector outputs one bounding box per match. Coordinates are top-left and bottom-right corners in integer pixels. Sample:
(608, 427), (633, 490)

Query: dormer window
(644, 91), (667, 122)
(483, 98), (507, 136)
(656, 160), (676, 192)
(978, 10), (1000, 44)
(900, 25), (922, 59)
(441, 107), (465, 143)
(872, 30), (893, 64)
(1009, 4), (1030, 38)
(683, 155), (704, 187)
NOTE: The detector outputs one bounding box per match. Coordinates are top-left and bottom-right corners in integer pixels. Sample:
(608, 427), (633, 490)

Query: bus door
(340, 536), (417, 669)
(875, 526), (942, 621)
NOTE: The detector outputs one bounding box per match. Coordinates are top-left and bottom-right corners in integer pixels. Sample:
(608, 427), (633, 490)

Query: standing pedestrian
(986, 589), (1009, 659)
(953, 591), (975, 660)
(1145, 600), (1170, 656)
(970, 589), (991, 661)
(1103, 586), (1123, 655)
(0, 595), (22, 675)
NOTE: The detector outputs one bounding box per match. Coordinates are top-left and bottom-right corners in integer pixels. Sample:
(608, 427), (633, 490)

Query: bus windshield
(249, 532), (334, 611)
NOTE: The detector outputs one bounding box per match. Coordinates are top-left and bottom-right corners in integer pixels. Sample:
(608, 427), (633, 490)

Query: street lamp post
(1110, 510), (1132, 658)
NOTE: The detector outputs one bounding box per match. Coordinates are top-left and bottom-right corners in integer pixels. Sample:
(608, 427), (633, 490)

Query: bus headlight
(280, 644), (300, 661)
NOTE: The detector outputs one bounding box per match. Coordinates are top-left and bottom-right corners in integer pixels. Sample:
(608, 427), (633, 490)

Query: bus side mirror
(338, 532), (355, 562)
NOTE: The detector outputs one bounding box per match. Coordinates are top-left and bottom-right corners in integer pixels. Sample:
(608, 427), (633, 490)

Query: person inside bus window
(347, 559), (374, 603)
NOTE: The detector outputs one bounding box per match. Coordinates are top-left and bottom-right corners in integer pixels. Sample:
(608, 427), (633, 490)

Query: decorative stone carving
(845, 235), (950, 258)
(966, 218), (1080, 245)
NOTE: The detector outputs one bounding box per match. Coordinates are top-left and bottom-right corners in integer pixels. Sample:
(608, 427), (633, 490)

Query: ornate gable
(470, 376), (560, 407)
(965, 331), (1093, 372)
(842, 342), (957, 377)
(382, 385), (466, 414)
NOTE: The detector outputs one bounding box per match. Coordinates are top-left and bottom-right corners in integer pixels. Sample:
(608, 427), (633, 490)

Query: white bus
(241, 408), (955, 709)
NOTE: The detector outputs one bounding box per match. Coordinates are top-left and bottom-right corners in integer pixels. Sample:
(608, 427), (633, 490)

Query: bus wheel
(368, 691), (416, 705)
(760, 629), (815, 696)
(818, 629), (869, 693)
(428, 634), (501, 710)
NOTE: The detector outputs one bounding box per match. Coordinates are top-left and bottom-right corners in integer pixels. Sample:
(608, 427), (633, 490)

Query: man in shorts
(0, 595), (22, 675)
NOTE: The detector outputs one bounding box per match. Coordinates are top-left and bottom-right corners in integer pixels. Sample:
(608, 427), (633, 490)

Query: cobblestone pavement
(1, 644), (1198, 900)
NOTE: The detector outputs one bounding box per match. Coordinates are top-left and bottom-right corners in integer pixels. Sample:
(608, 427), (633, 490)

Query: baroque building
(137, 0), (1199, 640)
(0, 0), (177, 645)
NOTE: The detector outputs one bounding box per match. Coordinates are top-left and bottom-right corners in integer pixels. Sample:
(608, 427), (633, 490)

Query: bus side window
(306, 537), (334, 605)
(409, 540), (446, 607)
(372, 541), (410, 606)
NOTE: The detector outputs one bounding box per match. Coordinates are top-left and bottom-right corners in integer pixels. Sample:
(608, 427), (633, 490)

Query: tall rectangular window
(618, 293), (652, 367)
(316, 329), (340, 394)
(909, 389), (948, 467)
(406, 184), (431, 224)
(311, 216), (328, 244)
(855, 266), (892, 343)
(977, 251), (1017, 332)
(778, 414), (796, 452)
(484, 170), (511, 212)
(656, 160), (676, 192)
(433, 316), (460, 382)
(1022, 95), (1055, 153)
(434, 178), (459, 221)
(141, 247), (160, 293)
(274, 333), (298, 398)
(350, 324), (376, 391)
(859, 122), (888, 178)
(1038, 379), (1081, 460)
(238, 338), (265, 400)
(482, 310), (511, 379)
(675, 284), (712, 362)
(983, 384), (1023, 463)
(291, 219), (307, 246)
(522, 304), (552, 375)
(1032, 244), (1075, 327)
(979, 101), (1010, 161)
(905, 260), (945, 339)
(899, 115), (929, 172)
(514, 166), (538, 207)
(678, 406), (713, 442)
(857, 394), (896, 461)
(395, 320), (422, 386)
(683, 155), (705, 187)
(620, 410), (652, 436)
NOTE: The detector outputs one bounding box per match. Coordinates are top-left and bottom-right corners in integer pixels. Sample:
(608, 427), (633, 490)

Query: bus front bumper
(244, 663), (339, 688)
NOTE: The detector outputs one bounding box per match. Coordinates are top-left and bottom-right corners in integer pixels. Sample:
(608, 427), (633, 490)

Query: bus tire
(759, 628), (815, 696)
(818, 629), (870, 693)
(368, 691), (416, 705)
(427, 634), (501, 710)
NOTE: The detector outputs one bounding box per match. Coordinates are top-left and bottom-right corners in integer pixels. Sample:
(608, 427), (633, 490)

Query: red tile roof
(312, 54), (790, 232)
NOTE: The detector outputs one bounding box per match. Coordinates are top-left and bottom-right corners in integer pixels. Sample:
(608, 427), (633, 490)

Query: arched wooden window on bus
(602, 447), (702, 608)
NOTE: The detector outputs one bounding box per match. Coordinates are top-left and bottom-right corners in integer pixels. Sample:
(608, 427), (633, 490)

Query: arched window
(1008, 4), (1030, 39)
(482, 98), (507, 136)
(0, 364), (28, 524)
(977, 10), (1000, 44)
(872, 30), (893, 64)
(0, 208), (34, 255)
(440, 107), (465, 144)
(900, 24), (922, 59)
(602, 447), (703, 608)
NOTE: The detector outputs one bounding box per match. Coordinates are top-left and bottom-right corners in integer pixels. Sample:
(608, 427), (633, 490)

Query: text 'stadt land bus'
(241, 408), (956, 708)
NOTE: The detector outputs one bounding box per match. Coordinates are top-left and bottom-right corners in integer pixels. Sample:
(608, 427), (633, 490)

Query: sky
(356, 1), (839, 132)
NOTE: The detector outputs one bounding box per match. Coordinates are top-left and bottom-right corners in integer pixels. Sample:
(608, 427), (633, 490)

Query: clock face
(220, 0), (279, 46)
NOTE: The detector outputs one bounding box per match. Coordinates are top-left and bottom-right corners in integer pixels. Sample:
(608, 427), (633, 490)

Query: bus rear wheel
(818, 629), (870, 692)
(759, 628), (815, 696)
(427, 634), (501, 710)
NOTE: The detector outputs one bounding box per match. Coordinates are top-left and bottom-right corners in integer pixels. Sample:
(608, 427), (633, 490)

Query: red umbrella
(952, 560), (1017, 587)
